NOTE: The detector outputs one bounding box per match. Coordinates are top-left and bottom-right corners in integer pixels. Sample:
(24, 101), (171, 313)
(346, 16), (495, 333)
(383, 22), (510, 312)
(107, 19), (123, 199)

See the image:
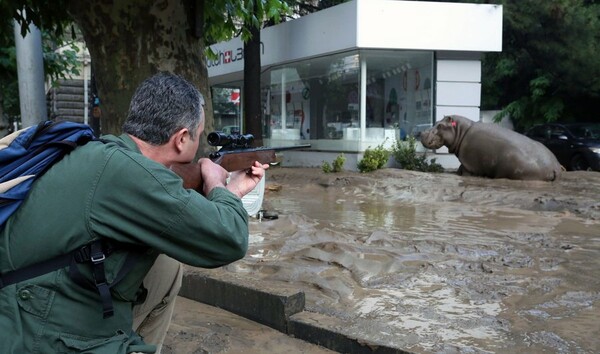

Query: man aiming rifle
(0, 72), (268, 354)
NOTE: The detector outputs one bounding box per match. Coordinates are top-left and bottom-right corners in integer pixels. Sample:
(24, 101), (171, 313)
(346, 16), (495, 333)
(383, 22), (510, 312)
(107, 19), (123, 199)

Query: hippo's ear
(448, 116), (457, 127)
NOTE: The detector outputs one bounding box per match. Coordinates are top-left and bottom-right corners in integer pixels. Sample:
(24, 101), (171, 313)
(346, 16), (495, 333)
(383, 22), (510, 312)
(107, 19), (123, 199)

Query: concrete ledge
(179, 269), (413, 353)
(289, 311), (411, 354)
(179, 269), (305, 333)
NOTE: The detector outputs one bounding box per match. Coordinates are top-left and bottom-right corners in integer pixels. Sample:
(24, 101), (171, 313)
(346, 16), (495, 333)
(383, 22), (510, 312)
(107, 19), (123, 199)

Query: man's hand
(198, 158), (229, 196)
(171, 159), (268, 198)
(226, 161), (269, 198)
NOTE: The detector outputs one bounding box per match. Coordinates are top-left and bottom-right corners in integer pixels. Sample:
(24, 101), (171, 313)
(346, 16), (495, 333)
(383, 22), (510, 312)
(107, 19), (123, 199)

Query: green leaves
(391, 136), (443, 173)
(483, 0), (600, 130)
(204, 0), (290, 46)
(358, 142), (390, 173)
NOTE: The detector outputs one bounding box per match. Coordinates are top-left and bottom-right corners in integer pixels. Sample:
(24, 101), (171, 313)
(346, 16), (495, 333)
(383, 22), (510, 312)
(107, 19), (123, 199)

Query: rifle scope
(207, 131), (254, 148)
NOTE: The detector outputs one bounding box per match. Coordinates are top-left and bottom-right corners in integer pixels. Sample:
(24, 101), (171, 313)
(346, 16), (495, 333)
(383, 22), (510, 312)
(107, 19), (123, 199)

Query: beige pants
(132, 254), (183, 354)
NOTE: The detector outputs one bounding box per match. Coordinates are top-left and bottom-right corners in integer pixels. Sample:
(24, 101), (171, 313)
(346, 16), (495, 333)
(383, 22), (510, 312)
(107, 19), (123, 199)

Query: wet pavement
(164, 296), (335, 353)
(168, 167), (600, 353)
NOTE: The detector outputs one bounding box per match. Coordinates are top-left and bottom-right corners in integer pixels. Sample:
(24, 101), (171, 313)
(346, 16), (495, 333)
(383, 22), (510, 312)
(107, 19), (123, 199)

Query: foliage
(1, 0), (72, 39)
(3, 0), (291, 134)
(204, 0), (290, 48)
(0, 5), (80, 119)
(6, 0), (600, 134)
(332, 153), (346, 172)
(322, 153), (346, 173)
(480, 0), (600, 131)
(357, 142), (389, 173)
(43, 38), (80, 83)
(391, 135), (444, 173)
(292, 0), (349, 16)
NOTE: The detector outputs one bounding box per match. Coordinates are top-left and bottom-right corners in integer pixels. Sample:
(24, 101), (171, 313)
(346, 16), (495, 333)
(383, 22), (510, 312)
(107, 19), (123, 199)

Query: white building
(207, 0), (503, 170)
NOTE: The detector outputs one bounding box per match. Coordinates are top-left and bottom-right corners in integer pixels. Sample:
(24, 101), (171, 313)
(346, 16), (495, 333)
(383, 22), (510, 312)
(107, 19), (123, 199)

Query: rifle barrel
(219, 144), (311, 155)
(271, 144), (312, 152)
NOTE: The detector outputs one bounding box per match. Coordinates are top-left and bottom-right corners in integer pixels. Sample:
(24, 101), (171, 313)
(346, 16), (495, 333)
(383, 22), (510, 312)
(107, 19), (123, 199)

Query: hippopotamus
(420, 115), (562, 181)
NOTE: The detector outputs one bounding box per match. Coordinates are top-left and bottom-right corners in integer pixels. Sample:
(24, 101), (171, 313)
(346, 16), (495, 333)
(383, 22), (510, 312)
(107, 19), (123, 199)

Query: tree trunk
(243, 22), (263, 147)
(65, 0), (214, 149)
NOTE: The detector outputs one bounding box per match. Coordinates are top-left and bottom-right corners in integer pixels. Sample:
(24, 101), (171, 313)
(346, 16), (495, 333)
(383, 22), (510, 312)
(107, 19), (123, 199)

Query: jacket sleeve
(87, 148), (249, 268)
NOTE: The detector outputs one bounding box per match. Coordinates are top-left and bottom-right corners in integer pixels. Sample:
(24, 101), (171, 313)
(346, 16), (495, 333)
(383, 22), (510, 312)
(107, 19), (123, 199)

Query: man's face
(182, 118), (204, 162)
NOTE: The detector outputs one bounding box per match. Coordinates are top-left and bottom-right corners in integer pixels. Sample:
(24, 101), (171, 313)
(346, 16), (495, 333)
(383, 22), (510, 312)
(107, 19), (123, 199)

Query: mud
(187, 167), (600, 353)
(164, 296), (336, 354)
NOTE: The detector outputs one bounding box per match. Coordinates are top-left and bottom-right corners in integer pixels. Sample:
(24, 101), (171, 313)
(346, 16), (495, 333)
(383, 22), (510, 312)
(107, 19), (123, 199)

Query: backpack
(0, 120), (96, 225)
(0, 120), (133, 318)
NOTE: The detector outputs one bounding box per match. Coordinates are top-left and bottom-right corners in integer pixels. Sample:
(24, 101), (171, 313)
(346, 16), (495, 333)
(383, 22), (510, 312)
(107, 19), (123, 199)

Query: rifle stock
(169, 162), (203, 191)
(170, 139), (310, 191)
(210, 144), (311, 172)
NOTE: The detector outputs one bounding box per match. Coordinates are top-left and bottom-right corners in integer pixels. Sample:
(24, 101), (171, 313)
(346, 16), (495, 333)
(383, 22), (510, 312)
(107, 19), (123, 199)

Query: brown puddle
(208, 168), (600, 353)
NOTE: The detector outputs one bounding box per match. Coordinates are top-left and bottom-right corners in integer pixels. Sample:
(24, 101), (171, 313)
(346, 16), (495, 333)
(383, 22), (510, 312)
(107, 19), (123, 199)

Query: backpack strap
(0, 239), (140, 319)
(68, 241), (142, 319)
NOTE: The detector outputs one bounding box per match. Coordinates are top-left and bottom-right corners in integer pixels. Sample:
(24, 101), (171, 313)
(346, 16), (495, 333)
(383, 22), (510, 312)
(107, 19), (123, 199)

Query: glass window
(363, 50), (433, 143)
(257, 50), (434, 151)
(211, 85), (242, 134)
(262, 51), (361, 150)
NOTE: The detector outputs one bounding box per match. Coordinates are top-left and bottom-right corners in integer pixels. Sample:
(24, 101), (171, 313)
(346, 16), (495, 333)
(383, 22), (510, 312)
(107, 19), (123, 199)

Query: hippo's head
(420, 115), (462, 149)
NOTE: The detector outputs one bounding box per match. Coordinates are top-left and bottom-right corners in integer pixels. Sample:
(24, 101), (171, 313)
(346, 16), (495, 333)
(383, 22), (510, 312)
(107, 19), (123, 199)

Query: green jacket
(0, 134), (249, 353)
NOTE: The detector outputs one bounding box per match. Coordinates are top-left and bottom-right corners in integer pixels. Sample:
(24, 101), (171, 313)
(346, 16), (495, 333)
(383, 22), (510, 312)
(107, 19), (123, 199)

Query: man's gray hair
(123, 72), (205, 145)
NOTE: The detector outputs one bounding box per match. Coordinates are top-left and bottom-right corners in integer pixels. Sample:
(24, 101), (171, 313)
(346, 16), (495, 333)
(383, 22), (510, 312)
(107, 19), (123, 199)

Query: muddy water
(216, 168), (600, 353)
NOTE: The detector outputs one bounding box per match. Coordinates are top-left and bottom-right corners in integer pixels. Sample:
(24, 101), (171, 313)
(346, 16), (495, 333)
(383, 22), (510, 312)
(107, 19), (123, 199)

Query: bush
(322, 153), (346, 173)
(391, 135), (444, 173)
(357, 142), (390, 173)
(321, 161), (332, 173)
(332, 153), (346, 172)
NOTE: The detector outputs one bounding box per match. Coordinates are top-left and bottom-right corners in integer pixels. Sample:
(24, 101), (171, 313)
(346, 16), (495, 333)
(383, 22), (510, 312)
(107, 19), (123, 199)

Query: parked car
(525, 123), (600, 171)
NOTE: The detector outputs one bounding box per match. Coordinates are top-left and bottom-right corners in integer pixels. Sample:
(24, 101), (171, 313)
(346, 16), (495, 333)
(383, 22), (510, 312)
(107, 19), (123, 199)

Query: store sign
(207, 42), (265, 68)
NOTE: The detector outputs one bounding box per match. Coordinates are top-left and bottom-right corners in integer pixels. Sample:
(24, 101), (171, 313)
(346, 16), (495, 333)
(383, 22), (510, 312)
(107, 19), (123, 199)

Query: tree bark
(65, 0), (214, 149)
(243, 20), (263, 147)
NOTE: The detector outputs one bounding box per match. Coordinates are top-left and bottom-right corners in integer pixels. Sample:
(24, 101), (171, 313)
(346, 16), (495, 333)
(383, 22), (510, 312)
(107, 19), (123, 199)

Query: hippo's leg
(457, 165), (474, 176)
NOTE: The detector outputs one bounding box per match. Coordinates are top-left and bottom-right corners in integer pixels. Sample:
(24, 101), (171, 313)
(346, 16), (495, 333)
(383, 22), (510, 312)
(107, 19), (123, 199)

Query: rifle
(206, 131), (311, 171)
(171, 131), (310, 190)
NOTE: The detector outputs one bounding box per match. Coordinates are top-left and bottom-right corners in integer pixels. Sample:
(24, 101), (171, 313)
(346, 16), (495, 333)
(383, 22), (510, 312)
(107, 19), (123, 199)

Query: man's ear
(172, 128), (190, 153)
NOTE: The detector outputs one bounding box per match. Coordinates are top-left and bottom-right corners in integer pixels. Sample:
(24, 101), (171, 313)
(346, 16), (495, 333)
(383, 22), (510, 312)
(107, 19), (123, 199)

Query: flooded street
(198, 167), (600, 353)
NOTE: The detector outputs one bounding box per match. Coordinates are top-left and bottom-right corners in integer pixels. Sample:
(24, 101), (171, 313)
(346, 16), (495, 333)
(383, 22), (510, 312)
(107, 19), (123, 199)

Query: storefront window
(259, 49), (433, 151)
(211, 85), (242, 134)
(363, 50), (433, 143)
(262, 52), (361, 150)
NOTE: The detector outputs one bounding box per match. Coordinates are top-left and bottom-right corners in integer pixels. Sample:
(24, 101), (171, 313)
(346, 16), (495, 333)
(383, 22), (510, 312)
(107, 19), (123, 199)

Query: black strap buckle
(89, 240), (114, 318)
(91, 252), (106, 264)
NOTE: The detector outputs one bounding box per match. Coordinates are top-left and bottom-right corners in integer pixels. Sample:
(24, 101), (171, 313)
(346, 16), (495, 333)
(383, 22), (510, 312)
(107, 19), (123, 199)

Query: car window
(569, 124), (600, 139)
(550, 127), (566, 139)
(569, 126), (587, 138)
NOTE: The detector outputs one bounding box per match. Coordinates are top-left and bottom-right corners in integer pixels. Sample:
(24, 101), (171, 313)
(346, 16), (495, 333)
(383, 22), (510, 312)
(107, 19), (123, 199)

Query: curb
(180, 269), (304, 333)
(179, 269), (410, 354)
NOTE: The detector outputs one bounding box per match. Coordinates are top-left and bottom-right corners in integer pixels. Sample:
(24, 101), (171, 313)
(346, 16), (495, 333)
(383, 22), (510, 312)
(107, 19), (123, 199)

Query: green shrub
(391, 135), (444, 173)
(332, 153), (346, 172)
(322, 153), (346, 173)
(357, 142), (390, 173)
